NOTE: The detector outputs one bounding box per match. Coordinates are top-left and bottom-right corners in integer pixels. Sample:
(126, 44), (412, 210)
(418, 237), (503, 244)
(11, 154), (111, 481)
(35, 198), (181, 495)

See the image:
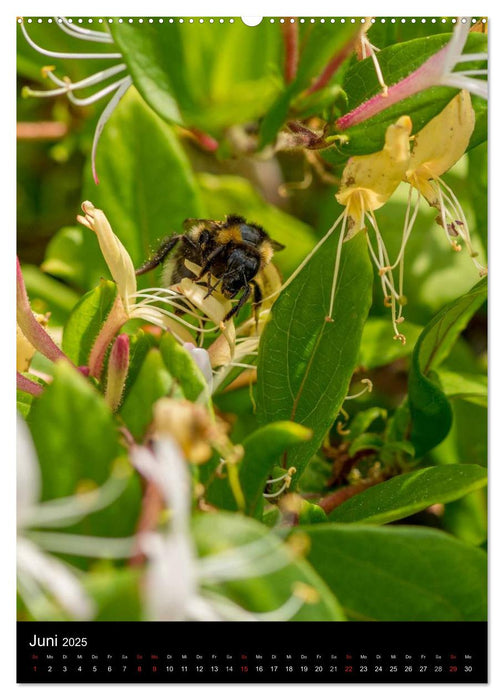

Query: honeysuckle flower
(337, 18), (487, 131)
(20, 17), (131, 184)
(404, 90), (485, 273)
(77, 202), (236, 377)
(279, 116), (412, 339)
(17, 415), (132, 620)
(130, 437), (318, 621)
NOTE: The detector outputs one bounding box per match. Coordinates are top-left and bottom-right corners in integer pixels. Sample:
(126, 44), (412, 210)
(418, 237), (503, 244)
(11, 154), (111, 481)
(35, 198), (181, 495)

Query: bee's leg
(203, 275), (222, 299)
(195, 244), (227, 280)
(222, 283), (251, 323)
(135, 235), (183, 276)
(251, 280), (263, 331)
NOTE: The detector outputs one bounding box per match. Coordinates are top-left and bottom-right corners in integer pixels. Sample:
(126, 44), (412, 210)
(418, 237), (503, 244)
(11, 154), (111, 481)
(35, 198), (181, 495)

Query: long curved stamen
(132, 292), (210, 321)
(325, 211), (347, 321)
(56, 16), (114, 43)
(19, 20), (122, 59)
(41, 63), (127, 97)
(130, 303), (220, 334)
(91, 77), (132, 184)
(345, 378), (373, 400)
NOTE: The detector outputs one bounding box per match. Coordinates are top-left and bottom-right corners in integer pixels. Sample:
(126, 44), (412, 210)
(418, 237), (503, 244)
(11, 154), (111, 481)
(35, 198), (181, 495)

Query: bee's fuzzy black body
(136, 215), (284, 322)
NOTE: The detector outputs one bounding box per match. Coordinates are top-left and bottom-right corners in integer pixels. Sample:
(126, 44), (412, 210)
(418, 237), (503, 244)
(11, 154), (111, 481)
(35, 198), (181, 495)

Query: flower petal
(406, 90), (475, 192)
(336, 115), (412, 226)
(78, 201), (137, 313)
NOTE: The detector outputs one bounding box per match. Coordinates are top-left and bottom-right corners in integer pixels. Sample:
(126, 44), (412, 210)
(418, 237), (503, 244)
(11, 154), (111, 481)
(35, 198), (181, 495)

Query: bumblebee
(136, 215), (285, 322)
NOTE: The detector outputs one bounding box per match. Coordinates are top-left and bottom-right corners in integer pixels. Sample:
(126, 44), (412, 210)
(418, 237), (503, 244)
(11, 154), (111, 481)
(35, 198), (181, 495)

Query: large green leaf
(409, 277), (487, 455)
(298, 523), (487, 621)
(119, 347), (173, 441)
(256, 230), (373, 481)
(240, 422), (312, 516)
(329, 464), (487, 524)
(62, 280), (117, 366)
(193, 511), (344, 620)
(110, 20), (282, 133)
(28, 362), (120, 498)
(159, 332), (208, 403)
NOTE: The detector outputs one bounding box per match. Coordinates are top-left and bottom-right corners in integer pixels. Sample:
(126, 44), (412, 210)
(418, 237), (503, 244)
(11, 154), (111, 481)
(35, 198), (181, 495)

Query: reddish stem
(88, 295), (128, 379)
(305, 33), (359, 95)
(129, 481), (164, 568)
(282, 20), (299, 84)
(16, 372), (43, 396)
(16, 258), (70, 365)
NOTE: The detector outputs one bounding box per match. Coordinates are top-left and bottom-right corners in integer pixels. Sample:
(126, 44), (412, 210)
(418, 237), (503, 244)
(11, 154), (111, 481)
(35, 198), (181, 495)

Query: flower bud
(105, 334), (129, 411)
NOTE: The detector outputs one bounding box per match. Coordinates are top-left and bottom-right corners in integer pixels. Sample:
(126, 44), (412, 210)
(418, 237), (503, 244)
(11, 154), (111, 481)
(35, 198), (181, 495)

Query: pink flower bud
(105, 334), (130, 411)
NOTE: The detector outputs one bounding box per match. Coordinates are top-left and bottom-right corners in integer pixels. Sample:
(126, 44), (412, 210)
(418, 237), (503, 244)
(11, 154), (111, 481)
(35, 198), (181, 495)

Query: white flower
(130, 438), (317, 621)
(17, 415), (131, 620)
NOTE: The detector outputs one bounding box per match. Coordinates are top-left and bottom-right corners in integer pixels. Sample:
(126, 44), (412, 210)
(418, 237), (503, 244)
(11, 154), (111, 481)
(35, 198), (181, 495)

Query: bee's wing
(270, 238), (286, 252)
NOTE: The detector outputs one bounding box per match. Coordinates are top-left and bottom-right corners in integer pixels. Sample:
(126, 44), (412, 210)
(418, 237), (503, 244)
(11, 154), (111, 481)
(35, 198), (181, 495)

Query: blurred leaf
(110, 21), (282, 133)
(86, 568), (142, 621)
(329, 464), (487, 524)
(257, 231), (373, 482)
(467, 142), (488, 246)
(358, 318), (422, 369)
(409, 277), (487, 455)
(442, 489), (487, 546)
(42, 226), (90, 289)
(159, 332), (207, 402)
(120, 347), (172, 440)
(28, 362), (120, 498)
(62, 280), (117, 366)
(196, 173), (316, 276)
(240, 422), (313, 516)
(21, 264), (80, 326)
(121, 329), (157, 403)
(346, 407), (387, 441)
(299, 523), (487, 620)
(437, 369), (487, 406)
(193, 511), (345, 620)
(348, 432), (384, 456)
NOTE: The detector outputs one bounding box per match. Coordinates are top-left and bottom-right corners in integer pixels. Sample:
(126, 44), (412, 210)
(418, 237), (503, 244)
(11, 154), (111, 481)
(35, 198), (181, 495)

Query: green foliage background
(17, 17), (487, 622)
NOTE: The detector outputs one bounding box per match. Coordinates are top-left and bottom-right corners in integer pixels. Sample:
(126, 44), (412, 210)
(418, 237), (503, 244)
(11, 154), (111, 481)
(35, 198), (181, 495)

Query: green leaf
(85, 568), (142, 621)
(110, 21), (283, 133)
(75, 88), (204, 291)
(325, 33), (487, 162)
(329, 464), (487, 524)
(120, 347), (172, 441)
(42, 226), (91, 289)
(21, 264), (80, 326)
(437, 369), (487, 406)
(358, 318), (422, 369)
(298, 523), (487, 620)
(159, 332), (207, 402)
(193, 512), (345, 620)
(409, 277), (487, 455)
(28, 362), (120, 499)
(62, 280), (117, 366)
(257, 230), (373, 482)
(240, 422), (313, 516)
(346, 407), (387, 441)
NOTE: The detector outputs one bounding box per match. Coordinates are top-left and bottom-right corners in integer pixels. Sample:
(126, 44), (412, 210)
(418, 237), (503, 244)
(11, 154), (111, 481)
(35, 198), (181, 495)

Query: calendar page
(16, 15), (488, 684)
